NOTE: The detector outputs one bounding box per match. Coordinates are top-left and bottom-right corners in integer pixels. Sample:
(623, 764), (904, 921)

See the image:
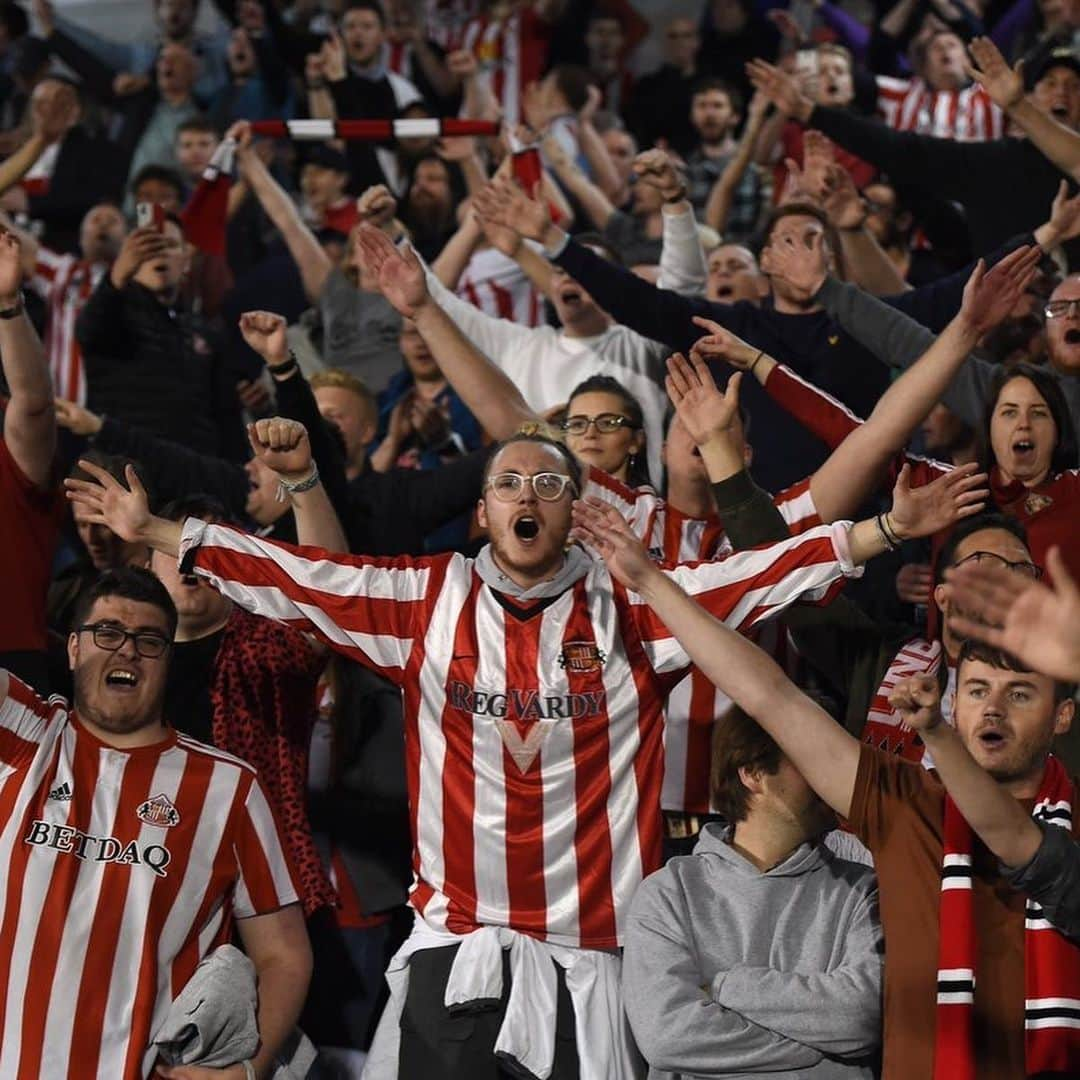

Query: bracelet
(881, 511), (904, 548)
(275, 461), (320, 502)
(748, 350), (765, 377)
(0, 295), (24, 319)
(266, 351), (299, 380)
(875, 512), (900, 552)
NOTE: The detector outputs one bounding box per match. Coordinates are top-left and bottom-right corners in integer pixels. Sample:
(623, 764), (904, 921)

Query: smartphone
(511, 147), (542, 193)
(136, 201), (165, 232)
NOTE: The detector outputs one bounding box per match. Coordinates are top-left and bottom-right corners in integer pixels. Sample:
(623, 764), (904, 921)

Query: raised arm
(475, 174), (720, 354)
(0, 232), (54, 489)
(356, 224), (537, 440)
(891, 674), (1045, 867)
(570, 498), (862, 817)
(540, 128), (617, 231)
(64, 462), (426, 677)
(969, 36), (1080, 181)
(229, 121), (332, 302)
(704, 91), (770, 236)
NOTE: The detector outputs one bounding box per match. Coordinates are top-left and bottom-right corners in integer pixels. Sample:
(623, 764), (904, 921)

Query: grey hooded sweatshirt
(622, 824), (882, 1080)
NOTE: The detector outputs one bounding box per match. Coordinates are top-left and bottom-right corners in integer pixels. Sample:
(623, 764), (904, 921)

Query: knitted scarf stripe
(933, 757), (1080, 1078)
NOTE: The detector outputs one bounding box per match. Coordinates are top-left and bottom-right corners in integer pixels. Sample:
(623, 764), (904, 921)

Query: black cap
(302, 144), (350, 174)
(1026, 45), (1080, 89)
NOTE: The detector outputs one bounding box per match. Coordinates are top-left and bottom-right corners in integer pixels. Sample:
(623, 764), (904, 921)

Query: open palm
(889, 463), (988, 541)
(571, 497), (656, 591)
(666, 352), (742, 447)
(64, 461), (152, 543)
(968, 36), (1024, 109)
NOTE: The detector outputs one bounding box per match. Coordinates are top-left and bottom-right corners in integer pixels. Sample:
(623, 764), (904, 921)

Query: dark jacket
(807, 104), (1076, 257)
(26, 126), (124, 254)
(552, 233), (1022, 492)
(77, 275), (251, 459)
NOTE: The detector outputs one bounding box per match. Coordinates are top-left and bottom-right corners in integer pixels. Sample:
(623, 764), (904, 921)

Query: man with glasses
(0, 566), (311, 1078)
(68, 409), (915, 1078)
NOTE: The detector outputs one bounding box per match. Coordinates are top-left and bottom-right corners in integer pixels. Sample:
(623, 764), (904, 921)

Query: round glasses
(952, 551), (1043, 580)
(78, 623), (171, 659)
(561, 413), (637, 436)
(485, 471), (577, 502)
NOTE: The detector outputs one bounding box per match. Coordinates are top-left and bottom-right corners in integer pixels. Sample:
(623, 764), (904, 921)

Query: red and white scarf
(864, 638), (944, 761)
(934, 755), (1080, 1078)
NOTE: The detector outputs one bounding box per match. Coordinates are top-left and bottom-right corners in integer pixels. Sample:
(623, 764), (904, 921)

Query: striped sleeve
(764, 364), (863, 451)
(636, 523), (861, 675)
(0, 674), (59, 765)
(773, 477), (820, 536)
(28, 248), (66, 301)
(232, 774), (300, 918)
(583, 466), (663, 541)
(179, 518), (437, 681)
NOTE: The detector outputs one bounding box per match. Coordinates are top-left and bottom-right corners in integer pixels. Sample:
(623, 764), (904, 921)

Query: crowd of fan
(4, 0), (1080, 1076)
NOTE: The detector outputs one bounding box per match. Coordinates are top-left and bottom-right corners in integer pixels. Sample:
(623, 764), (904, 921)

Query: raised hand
(55, 398), (104, 437)
(355, 224), (429, 316)
(436, 135), (476, 163)
(688, 316), (763, 370)
(820, 163), (865, 230)
(447, 49), (478, 81)
(888, 462), (989, 541)
(888, 675), (944, 731)
(801, 130), (835, 200)
(473, 175), (551, 243)
(746, 59), (813, 123)
(632, 148), (686, 202)
(763, 229), (830, 299)
(225, 119), (254, 152)
(945, 546), (1080, 681)
(0, 229), (23, 302)
(475, 207), (523, 257)
(109, 227), (167, 289)
(64, 461), (152, 544)
(570, 497), (658, 592)
(321, 31), (346, 82)
(32, 0), (55, 38)
(238, 310), (289, 365)
(247, 417), (312, 480)
(356, 183), (398, 229)
(967, 36), (1024, 110)
(1040, 179), (1080, 247)
(958, 246), (1042, 336)
(665, 351), (743, 447)
(579, 83), (603, 124)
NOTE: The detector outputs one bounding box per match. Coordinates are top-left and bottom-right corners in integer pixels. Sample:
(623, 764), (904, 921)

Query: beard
(72, 664), (164, 737)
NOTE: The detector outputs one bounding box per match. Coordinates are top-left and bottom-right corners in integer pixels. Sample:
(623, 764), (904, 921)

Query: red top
(323, 198), (359, 237)
(991, 469), (1080, 581)
(210, 608), (333, 915)
(775, 121), (878, 203)
(0, 436), (61, 654)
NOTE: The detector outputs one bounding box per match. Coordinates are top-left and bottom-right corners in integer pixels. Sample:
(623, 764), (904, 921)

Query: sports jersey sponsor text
(25, 819), (172, 877)
(448, 681), (606, 720)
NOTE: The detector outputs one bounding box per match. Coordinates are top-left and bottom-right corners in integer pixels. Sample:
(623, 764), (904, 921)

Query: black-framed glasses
(78, 622), (171, 658)
(561, 413), (638, 436)
(1044, 299), (1080, 320)
(952, 551), (1043, 580)
(485, 472), (577, 502)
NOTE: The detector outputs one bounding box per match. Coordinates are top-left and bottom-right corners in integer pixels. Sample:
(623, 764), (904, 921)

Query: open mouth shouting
(104, 667), (140, 692)
(973, 724), (1010, 755)
(1064, 327), (1080, 346)
(513, 514), (540, 543)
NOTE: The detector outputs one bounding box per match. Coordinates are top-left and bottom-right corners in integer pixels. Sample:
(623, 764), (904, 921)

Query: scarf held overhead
(934, 755), (1080, 1078)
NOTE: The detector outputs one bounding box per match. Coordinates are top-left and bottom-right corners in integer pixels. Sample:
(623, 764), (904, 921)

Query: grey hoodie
(622, 824), (882, 1080)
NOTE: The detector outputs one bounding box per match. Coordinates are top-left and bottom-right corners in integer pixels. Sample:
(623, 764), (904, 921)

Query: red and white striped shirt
(0, 675), (298, 1080)
(584, 468), (823, 813)
(179, 517), (857, 948)
(457, 246), (544, 328)
(876, 77), (1004, 141)
(28, 250), (107, 406)
(461, 6), (552, 127)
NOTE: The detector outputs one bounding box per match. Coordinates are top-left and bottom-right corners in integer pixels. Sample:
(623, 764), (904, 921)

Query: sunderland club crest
(559, 642), (607, 674)
(136, 794), (180, 828)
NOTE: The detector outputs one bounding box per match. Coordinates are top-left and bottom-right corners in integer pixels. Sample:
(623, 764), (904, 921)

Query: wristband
(275, 461), (320, 502)
(875, 512), (900, 552)
(0, 295), (24, 319)
(881, 512), (904, 548)
(266, 351), (300, 380)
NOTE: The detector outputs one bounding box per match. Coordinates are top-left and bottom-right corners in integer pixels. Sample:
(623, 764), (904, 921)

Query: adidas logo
(48, 782), (73, 802)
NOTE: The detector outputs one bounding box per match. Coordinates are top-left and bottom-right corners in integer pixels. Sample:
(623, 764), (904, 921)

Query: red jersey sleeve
(763, 363), (864, 451)
(232, 773), (301, 918)
(0, 674), (63, 767)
